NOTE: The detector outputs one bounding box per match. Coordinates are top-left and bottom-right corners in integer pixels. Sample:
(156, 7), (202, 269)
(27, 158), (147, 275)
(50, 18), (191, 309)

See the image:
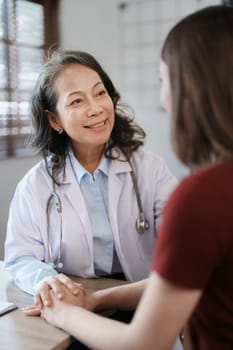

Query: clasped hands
(22, 273), (92, 318)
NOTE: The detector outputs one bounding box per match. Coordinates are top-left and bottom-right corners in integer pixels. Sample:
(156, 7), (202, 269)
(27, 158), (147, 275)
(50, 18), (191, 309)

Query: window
(0, 0), (59, 158)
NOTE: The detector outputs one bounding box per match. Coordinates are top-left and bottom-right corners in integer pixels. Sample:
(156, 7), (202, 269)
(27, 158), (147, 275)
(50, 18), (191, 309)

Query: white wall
(59, 0), (121, 85)
(0, 0), (221, 259)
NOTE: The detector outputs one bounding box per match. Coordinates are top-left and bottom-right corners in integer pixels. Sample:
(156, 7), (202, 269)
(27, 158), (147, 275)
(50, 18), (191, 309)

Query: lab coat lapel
(108, 151), (131, 246)
(59, 160), (93, 252)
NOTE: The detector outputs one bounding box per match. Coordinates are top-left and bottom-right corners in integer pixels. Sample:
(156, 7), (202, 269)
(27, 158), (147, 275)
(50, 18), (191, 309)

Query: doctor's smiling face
(48, 63), (115, 155)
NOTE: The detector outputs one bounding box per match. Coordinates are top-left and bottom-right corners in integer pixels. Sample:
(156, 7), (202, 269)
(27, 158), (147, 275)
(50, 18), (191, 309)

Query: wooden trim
(0, 0), (60, 159)
(44, 0), (60, 52)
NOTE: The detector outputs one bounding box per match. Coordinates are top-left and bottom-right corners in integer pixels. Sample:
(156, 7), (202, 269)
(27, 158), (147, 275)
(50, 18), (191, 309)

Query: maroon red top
(152, 163), (233, 350)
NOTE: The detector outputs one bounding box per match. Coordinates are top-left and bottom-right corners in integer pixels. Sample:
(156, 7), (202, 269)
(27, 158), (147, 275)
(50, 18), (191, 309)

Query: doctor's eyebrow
(65, 81), (105, 100)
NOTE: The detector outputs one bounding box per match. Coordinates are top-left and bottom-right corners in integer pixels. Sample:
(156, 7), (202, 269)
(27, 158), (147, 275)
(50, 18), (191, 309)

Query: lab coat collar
(61, 147), (132, 185)
(107, 147), (131, 174)
(68, 148), (109, 184)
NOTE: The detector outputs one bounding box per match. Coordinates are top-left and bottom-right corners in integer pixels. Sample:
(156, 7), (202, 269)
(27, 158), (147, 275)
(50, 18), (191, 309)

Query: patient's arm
(85, 278), (148, 312)
(23, 278), (147, 316)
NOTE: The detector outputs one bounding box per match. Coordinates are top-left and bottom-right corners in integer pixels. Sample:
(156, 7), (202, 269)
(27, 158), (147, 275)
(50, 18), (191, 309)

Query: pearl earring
(57, 127), (63, 134)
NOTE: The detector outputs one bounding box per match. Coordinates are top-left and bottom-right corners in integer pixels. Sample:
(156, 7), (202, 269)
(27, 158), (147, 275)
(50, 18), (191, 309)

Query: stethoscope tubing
(46, 179), (63, 268)
(46, 159), (149, 268)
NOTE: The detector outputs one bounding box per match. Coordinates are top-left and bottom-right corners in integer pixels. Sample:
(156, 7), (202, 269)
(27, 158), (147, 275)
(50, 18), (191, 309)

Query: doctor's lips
(84, 118), (108, 129)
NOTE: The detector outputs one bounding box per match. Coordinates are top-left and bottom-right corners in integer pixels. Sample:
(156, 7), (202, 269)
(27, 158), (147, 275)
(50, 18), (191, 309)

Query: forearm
(42, 274), (188, 350)
(86, 278), (148, 312)
(58, 304), (133, 350)
(5, 256), (57, 295)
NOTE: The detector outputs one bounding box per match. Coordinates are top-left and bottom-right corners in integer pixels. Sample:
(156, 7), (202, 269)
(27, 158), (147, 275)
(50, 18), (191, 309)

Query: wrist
(85, 290), (107, 312)
(58, 304), (72, 329)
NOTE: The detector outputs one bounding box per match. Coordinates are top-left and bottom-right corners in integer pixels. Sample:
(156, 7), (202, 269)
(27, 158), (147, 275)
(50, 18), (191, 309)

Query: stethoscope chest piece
(129, 160), (150, 234)
(136, 214), (150, 234)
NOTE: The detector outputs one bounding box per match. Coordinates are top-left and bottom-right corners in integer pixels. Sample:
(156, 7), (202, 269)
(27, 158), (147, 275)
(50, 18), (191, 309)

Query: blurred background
(0, 0), (225, 258)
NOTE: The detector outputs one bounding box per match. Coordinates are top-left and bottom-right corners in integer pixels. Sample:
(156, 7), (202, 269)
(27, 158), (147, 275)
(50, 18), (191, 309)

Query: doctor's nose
(86, 99), (103, 117)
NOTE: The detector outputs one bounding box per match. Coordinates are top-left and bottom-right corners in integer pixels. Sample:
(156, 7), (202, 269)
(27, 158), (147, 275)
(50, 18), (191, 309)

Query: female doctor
(4, 50), (177, 307)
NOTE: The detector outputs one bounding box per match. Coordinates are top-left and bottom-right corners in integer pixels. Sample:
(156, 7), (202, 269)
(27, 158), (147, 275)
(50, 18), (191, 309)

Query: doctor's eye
(71, 98), (83, 106)
(96, 89), (107, 97)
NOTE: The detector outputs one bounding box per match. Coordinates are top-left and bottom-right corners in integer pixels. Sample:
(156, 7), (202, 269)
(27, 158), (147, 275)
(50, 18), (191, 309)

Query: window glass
(0, 0), (5, 38)
(16, 0), (44, 45)
(0, 0), (59, 158)
(0, 43), (7, 88)
(18, 47), (44, 90)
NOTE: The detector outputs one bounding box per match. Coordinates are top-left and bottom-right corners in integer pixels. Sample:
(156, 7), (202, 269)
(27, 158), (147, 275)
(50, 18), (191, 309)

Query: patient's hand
(41, 289), (80, 328)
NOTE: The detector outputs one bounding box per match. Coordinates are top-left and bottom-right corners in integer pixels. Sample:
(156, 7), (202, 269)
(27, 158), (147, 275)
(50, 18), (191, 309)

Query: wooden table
(0, 262), (128, 350)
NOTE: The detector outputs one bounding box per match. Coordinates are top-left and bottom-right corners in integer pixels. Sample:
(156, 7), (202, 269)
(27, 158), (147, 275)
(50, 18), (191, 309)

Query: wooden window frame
(0, 0), (60, 159)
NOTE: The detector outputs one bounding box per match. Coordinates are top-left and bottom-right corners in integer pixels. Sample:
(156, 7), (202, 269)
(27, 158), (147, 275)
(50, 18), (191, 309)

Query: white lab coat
(5, 148), (177, 283)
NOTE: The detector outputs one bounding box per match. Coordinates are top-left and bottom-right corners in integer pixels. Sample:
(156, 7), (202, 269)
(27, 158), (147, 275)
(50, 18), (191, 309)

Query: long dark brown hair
(161, 5), (233, 166)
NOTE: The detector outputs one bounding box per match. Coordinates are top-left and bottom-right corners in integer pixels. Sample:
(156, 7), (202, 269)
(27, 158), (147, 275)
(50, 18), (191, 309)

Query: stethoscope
(129, 160), (150, 234)
(46, 177), (63, 269)
(46, 160), (149, 269)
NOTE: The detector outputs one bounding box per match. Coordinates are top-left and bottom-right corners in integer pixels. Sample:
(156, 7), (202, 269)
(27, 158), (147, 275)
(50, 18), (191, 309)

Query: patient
(23, 5), (233, 350)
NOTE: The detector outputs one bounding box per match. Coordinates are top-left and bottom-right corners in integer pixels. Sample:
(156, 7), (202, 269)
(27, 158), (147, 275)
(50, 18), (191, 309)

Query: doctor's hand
(23, 283), (86, 317)
(34, 273), (85, 310)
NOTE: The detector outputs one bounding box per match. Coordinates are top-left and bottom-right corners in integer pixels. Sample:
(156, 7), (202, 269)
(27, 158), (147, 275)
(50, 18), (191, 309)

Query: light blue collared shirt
(69, 150), (122, 276)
